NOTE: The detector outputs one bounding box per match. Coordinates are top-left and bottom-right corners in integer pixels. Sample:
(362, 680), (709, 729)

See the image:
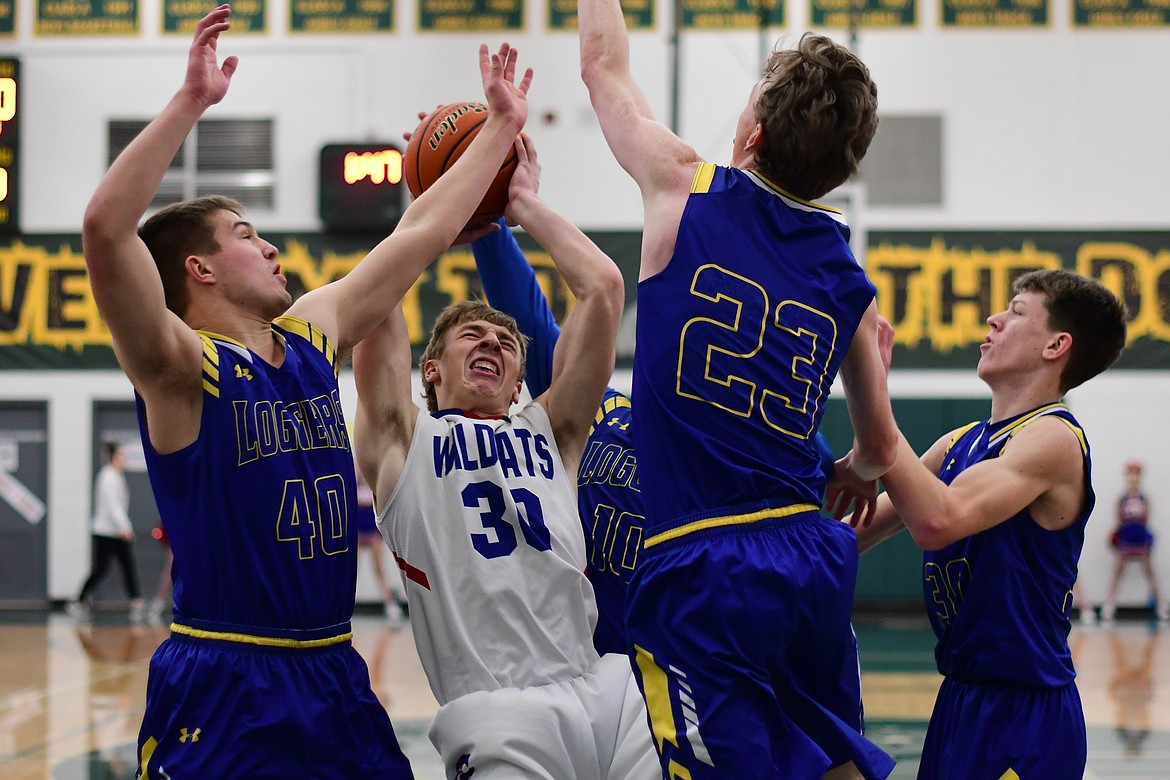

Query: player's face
(206, 209), (289, 318)
(435, 319), (523, 413)
(731, 79), (766, 169)
(977, 291), (1058, 383)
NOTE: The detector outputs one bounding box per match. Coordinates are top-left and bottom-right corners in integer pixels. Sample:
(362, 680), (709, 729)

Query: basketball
(404, 101), (518, 229)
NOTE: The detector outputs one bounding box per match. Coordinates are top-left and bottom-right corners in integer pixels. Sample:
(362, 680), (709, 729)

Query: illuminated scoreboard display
(0, 58), (17, 235)
(318, 143), (405, 233)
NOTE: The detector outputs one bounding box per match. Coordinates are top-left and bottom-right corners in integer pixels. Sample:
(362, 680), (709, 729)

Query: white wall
(13, 0), (1170, 233)
(3, 0), (1169, 606)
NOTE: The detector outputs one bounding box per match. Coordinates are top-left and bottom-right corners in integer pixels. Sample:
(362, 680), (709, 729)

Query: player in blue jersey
(81, 6), (531, 778)
(472, 220), (840, 656)
(848, 269), (1127, 779)
(579, 9), (899, 779)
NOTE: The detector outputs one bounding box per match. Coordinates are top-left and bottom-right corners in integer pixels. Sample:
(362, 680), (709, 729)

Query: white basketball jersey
(378, 402), (600, 705)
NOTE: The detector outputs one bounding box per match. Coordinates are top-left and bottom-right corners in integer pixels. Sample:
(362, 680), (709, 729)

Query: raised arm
(504, 136), (623, 470)
(290, 43), (532, 356)
(578, 0), (698, 279)
(577, 0), (693, 191)
(471, 218), (559, 397)
(81, 6), (236, 393)
(352, 304), (418, 513)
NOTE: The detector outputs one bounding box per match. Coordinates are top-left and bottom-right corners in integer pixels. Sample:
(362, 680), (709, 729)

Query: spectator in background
(355, 466), (408, 626)
(68, 442), (145, 623)
(1102, 460), (1168, 621)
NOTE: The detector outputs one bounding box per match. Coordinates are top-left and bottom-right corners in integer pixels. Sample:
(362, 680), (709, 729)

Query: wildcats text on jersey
(233, 389), (350, 465)
(431, 418), (556, 480)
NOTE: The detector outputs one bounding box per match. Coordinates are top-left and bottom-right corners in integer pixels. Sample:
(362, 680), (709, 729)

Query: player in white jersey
(353, 135), (657, 779)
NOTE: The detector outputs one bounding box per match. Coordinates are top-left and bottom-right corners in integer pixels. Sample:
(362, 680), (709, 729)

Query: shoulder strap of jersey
(993, 403), (1087, 456)
(273, 315), (338, 376)
(941, 421), (981, 461)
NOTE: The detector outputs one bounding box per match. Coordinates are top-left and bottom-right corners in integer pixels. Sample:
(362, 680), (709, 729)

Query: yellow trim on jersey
(589, 393), (632, 433)
(994, 403), (1087, 455)
(196, 329), (247, 350)
(998, 770), (1020, 780)
(198, 333), (220, 398)
(941, 421), (980, 460)
(645, 502), (820, 549)
(634, 644), (680, 753)
(170, 622), (353, 648)
(747, 169), (843, 214)
(275, 315), (338, 373)
(137, 737), (158, 780)
(690, 162), (717, 194)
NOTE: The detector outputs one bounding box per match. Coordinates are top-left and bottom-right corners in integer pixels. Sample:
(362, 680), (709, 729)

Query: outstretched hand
(479, 43), (532, 134)
(185, 4), (238, 108)
(824, 450), (881, 528)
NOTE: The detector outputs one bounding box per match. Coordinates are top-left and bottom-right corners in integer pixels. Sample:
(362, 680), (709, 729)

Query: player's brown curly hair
(754, 33), (879, 201)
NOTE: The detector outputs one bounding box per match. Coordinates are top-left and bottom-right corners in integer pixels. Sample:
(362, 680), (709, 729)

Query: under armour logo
(454, 753), (475, 779)
(235, 365), (253, 380)
(178, 727), (201, 743)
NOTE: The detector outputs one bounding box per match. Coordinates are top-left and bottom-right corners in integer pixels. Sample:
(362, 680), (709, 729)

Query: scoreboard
(0, 58), (17, 235)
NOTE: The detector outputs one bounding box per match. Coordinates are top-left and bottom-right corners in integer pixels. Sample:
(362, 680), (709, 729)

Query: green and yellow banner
(1, 230), (1166, 370)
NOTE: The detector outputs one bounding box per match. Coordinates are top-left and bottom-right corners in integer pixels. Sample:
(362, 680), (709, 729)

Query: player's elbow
(81, 201), (118, 259)
(903, 521), (950, 551)
(903, 504), (971, 551)
(580, 47), (623, 95)
(584, 263), (626, 327)
(906, 523), (952, 552)
(580, 56), (604, 94)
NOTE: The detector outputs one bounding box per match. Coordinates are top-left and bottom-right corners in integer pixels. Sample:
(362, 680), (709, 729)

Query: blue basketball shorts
(136, 631), (413, 779)
(918, 677), (1086, 780)
(625, 511), (895, 780)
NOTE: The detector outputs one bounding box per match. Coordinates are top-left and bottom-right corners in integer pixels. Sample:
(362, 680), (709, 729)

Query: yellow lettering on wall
(0, 242), (109, 349)
(869, 238), (1062, 352)
(1077, 242), (1170, 342)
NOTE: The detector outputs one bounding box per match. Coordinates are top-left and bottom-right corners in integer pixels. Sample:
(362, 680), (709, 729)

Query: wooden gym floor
(1, 608), (1168, 779)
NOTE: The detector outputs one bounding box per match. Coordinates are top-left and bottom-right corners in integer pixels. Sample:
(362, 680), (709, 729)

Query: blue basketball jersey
(578, 388), (641, 655)
(135, 316), (413, 779)
(633, 164), (875, 542)
(138, 316), (358, 635)
(925, 403), (1092, 687)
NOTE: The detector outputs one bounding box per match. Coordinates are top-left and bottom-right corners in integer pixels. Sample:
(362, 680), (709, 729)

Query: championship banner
(809, 0), (916, 28)
(1, 230), (1166, 370)
(681, 0), (783, 30)
(940, 0), (1047, 27)
(289, 0), (393, 32)
(418, 0), (522, 31)
(164, 0), (265, 33)
(0, 0), (14, 36)
(36, 0), (138, 35)
(1073, 0), (1170, 26)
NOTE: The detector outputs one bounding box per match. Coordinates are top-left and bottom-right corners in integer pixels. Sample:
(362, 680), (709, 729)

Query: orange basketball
(403, 101), (518, 229)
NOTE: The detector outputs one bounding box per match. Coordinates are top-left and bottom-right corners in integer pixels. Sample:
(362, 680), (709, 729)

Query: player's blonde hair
(419, 299), (529, 412)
